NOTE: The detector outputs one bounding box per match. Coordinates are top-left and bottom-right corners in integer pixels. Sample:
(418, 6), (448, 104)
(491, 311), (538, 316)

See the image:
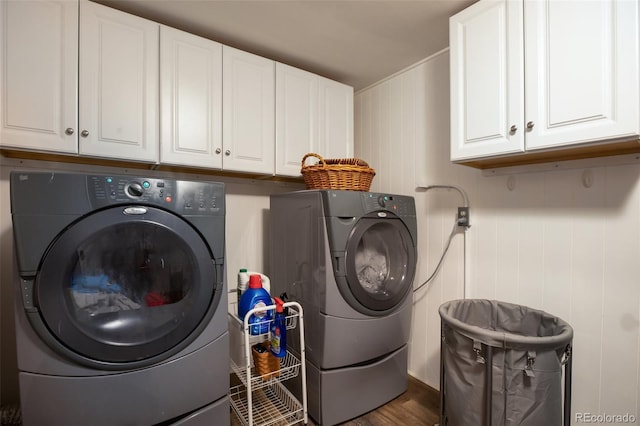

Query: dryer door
(32, 205), (220, 369)
(343, 213), (416, 313)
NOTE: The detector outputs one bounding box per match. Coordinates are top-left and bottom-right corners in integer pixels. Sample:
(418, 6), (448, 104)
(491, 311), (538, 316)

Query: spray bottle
(269, 297), (287, 358)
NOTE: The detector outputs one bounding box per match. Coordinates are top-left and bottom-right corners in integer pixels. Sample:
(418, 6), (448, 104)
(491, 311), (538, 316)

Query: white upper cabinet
(317, 75), (354, 159)
(1, 1), (353, 177)
(524, 0), (639, 150)
(160, 26), (223, 169)
(450, 0), (639, 163)
(275, 63), (354, 177)
(275, 63), (318, 176)
(450, 0), (524, 160)
(0, 0), (78, 154)
(79, 0), (159, 162)
(222, 46), (275, 174)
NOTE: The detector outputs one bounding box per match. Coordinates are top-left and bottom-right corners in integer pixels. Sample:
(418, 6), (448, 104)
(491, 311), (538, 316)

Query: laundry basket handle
(301, 153), (327, 168)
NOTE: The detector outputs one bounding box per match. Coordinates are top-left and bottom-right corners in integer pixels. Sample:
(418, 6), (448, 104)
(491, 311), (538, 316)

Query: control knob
(127, 182), (144, 197)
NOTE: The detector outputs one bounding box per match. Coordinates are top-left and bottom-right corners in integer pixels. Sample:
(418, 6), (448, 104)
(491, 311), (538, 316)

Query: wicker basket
(252, 342), (281, 381)
(301, 153), (375, 191)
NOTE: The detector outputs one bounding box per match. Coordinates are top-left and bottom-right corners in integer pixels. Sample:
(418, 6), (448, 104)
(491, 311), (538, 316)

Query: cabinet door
(223, 46), (275, 174)
(160, 26), (222, 169)
(0, 0), (78, 153)
(317, 77), (353, 159)
(79, 1), (159, 162)
(275, 63), (317, 176)
(449, 0), (524, 161)
(524, 0), (639, 150)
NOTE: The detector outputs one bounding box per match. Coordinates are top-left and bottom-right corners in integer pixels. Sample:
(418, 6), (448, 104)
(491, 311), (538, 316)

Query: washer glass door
(35, 206), (218, 368)
(345, 215), (416, 312)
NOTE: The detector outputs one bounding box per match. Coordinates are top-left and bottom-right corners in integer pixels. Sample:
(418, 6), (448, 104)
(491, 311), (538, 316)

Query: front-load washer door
(343, 213), (416, 314)
(32, 205), (220, 369)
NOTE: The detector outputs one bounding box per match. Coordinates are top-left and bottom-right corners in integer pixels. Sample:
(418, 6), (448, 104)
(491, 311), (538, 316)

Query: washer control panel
(88, 175), (224, 215)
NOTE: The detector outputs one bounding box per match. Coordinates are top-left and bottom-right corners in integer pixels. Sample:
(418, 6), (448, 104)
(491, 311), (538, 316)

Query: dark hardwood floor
(337, 375), (440, 426)
(231, 375), (441, 426)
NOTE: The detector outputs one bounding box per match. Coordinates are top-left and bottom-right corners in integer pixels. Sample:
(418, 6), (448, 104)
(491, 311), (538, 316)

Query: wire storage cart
(229, 301), (308, 425)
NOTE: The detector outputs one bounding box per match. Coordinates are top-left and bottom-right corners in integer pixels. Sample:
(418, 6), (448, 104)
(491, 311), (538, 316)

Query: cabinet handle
(526, 121), (535, 130)
(65, 128), (74, 136)
(215, 148), (222, 154)
(81, 130), (89, 137)
(225, 150), (231, 156)
(510, 125), (517, 134)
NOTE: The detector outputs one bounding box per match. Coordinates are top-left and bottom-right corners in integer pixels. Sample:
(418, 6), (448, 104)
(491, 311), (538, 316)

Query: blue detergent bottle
(269, 297), (287, 358)
(238, 274), (272, 335)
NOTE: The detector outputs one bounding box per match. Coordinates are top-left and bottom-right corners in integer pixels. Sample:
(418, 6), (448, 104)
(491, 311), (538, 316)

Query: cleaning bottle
(238, 274), (272, 335)
(269, 297), (287, 358)
(236, 268), (249, 310)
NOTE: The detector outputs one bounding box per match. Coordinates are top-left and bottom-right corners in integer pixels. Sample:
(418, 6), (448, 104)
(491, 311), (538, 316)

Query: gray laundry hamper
(438, 299), (573, 426)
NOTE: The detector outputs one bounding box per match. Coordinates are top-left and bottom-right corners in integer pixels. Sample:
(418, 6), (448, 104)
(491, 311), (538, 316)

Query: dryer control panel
(321, 190), (416, 218)
(362, 192), (415, 216)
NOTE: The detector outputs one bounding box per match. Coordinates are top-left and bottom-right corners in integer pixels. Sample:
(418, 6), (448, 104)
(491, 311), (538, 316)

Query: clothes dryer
(270, 190), (417, 425)
(10, 171), (229, 426)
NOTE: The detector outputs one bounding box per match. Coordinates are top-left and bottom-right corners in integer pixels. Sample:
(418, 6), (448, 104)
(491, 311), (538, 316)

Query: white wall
(356, 49), (640, 423)
(0, 156), (303, 404)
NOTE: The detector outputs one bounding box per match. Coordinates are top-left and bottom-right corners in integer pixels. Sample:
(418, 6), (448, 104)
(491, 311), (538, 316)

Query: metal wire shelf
(229, 301), (308, 425)
(230, 349), (301, 391)
(229, 382), (305, 426)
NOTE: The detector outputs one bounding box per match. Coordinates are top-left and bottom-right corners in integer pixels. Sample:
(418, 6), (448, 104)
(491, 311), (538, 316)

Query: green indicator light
(106, 177), (113, 183)
(143, 181), (150, 188)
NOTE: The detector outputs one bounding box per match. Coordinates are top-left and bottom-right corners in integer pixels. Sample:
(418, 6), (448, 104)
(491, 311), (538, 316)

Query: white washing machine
(270, 190), (417, 425)
(10, 171), (229, 426)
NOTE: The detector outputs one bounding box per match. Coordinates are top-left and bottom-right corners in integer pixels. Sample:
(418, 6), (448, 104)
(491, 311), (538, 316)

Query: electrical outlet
(457, 207), (470, 227)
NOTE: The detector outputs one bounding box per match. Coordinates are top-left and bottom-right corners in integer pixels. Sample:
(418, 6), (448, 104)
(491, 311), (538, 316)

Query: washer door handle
(123, 207), (147, 215)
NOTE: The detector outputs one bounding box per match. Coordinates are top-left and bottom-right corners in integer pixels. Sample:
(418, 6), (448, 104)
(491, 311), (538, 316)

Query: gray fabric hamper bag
(439, 299), (573, 426)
